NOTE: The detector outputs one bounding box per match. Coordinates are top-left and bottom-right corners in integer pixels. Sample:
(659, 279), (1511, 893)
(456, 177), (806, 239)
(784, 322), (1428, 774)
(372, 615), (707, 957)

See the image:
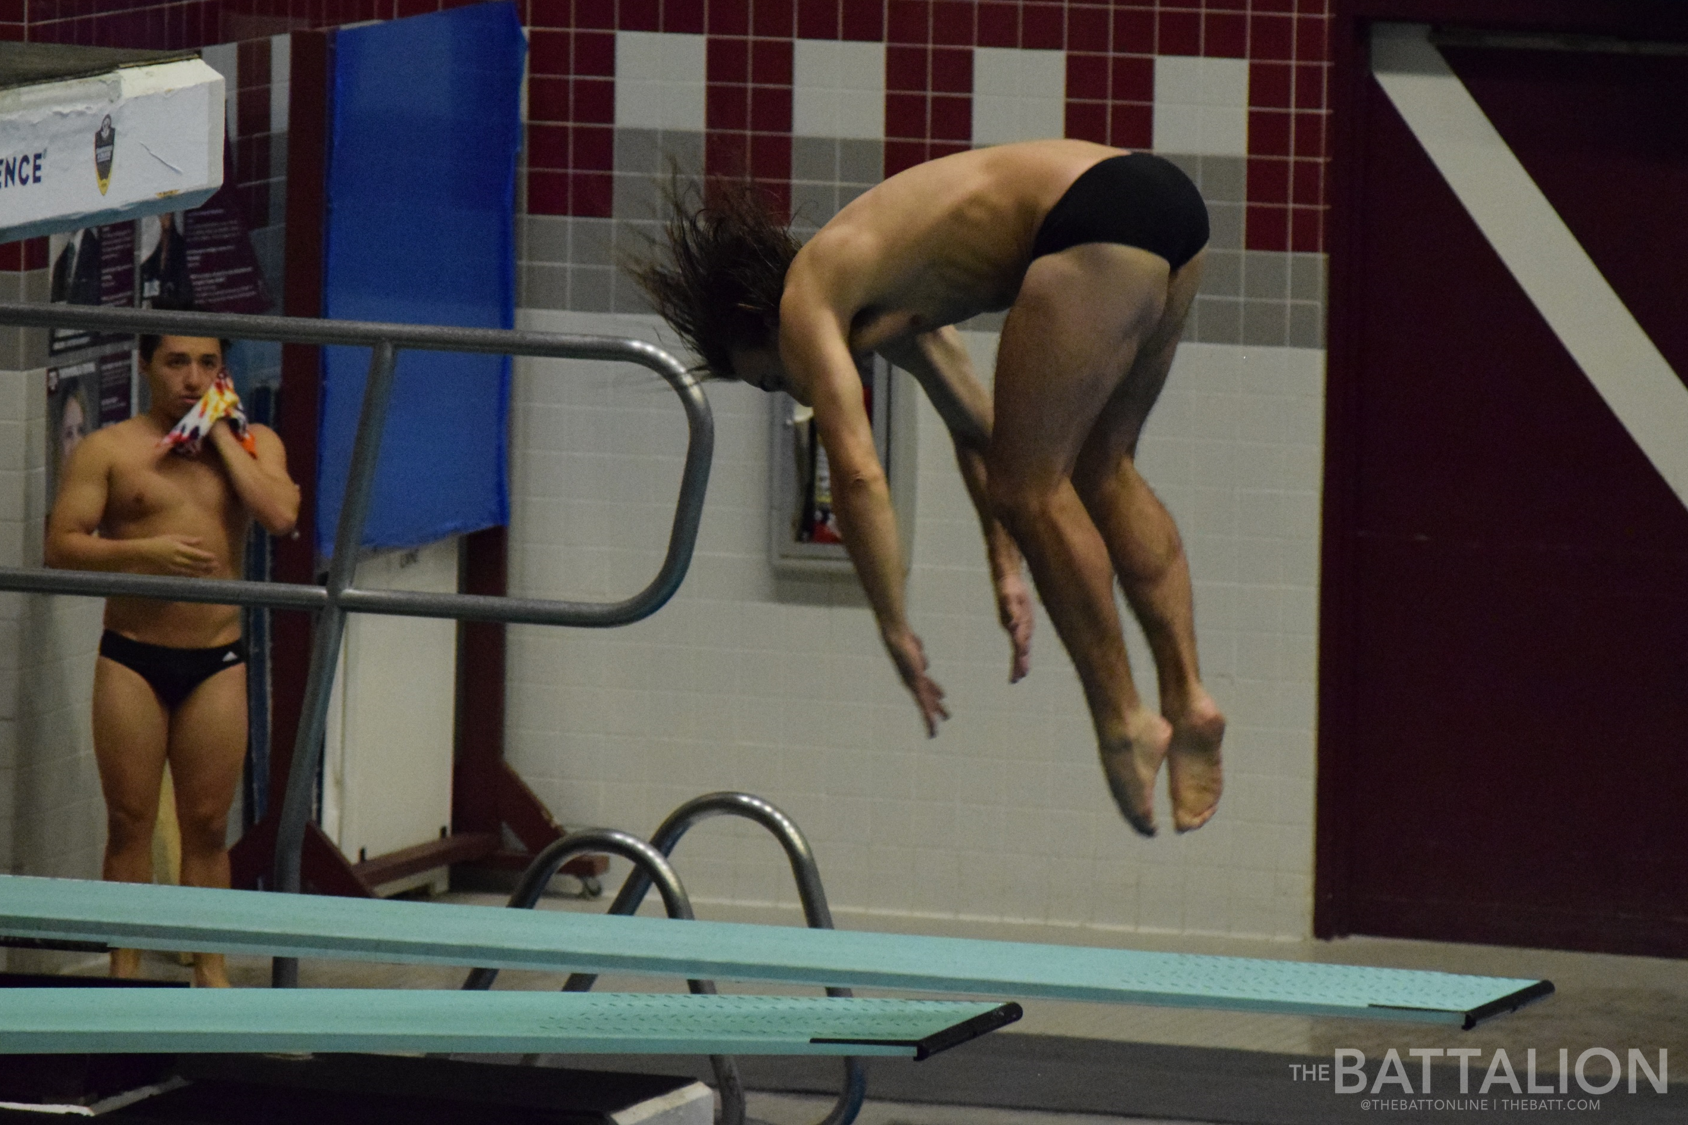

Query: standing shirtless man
(638, 139), (1223, 835)
(46, 333), (298, 984)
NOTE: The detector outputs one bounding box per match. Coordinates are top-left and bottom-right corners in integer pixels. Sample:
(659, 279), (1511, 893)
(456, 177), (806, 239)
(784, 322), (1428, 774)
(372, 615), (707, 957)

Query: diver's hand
(881, 624), (949, 737)
(995, 570), (1034, 682)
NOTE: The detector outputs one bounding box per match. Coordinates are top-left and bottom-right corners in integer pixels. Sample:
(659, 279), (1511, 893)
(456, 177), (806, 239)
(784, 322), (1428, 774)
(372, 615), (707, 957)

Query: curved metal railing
(0, 303), (712, 629)
(0, 302), (714, 987)
(578, 793), (869, 1125)
(460, 827), (746, 1125)
(475, 793), (867, 1125)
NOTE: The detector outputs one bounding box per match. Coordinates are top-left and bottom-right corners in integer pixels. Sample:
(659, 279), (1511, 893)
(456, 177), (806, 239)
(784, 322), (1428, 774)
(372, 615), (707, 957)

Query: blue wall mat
(317, 1), (524, 556)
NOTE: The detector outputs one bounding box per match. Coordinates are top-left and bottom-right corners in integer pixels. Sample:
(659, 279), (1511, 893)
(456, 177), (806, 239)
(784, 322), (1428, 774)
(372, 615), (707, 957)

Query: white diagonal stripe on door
(1371, 22), (1688, 510)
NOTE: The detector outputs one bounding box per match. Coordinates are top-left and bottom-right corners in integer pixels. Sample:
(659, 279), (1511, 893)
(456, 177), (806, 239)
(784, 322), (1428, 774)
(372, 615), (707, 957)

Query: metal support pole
(271, 341), (399, 988)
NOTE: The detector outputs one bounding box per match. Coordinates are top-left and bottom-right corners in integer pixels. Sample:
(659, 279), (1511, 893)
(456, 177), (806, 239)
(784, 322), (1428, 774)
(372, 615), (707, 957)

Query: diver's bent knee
(986, 479), (1062, 536)
(1069, 450), (1128, 506)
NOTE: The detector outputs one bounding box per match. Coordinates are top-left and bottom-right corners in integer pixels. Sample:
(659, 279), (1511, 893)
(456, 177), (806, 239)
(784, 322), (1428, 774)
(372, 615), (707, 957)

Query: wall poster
(47, 221), (135, 355)
(44, 156), (272, 508)
(46, 219), (138, 504)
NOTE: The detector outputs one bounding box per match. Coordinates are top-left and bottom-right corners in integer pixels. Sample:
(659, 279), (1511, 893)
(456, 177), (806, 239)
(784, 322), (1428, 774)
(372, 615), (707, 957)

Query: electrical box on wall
(769, 353), (918, 575)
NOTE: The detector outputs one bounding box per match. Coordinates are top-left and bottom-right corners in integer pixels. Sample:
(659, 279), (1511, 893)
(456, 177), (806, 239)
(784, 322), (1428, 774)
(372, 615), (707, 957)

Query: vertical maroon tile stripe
(706, 0), (793, 217)
(882, 0), (976, 176)
(521, 11), (616, 218)
(1068, 3), (1151, 151)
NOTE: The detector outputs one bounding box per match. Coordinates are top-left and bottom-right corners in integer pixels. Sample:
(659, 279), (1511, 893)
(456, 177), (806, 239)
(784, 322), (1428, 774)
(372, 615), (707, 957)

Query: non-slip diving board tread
(0, 990), (1019, 1060)
(0, 876), (1552, 1027)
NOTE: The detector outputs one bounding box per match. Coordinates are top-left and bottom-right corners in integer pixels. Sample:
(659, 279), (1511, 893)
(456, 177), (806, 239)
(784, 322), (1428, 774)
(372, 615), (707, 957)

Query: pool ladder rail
(465, 791), (868, 1125)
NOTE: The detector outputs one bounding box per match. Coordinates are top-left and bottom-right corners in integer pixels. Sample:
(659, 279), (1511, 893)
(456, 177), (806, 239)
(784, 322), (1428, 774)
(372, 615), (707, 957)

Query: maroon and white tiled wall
(515, 1), (1328, 244)
(0, 0), (1330, 348)
(529, 1), (1327, 345)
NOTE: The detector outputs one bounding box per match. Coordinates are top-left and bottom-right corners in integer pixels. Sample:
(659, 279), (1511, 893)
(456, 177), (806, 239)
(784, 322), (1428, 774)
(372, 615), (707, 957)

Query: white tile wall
(1153, 55), (1250, 157)
(199, 42), (239, 140)
(615, 31), (707, 133)
(506, 309), (1324, 940)
(0, 370), (21, 890)
(0, 364), (105, 890)
(270, 33), (291, 134)
(972, 47), (1065, 146)
(792, 39), (886, 141)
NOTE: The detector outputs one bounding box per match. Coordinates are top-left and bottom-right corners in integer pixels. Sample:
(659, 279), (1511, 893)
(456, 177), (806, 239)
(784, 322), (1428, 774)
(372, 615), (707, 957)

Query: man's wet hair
(138, 296), (230, 366)
(632, 176), (800, 380)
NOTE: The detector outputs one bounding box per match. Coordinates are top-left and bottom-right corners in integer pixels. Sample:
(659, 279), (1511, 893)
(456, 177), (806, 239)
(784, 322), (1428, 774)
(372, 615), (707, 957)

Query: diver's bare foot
(192, 953), (232, 988)
(1099, 710), (1172, 837)
(1168, 691), (1225, 832)
(109, 948), (141, 979)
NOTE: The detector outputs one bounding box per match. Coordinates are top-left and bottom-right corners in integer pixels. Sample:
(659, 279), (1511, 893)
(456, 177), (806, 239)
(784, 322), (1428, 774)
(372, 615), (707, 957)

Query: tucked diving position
(638, 139), (1224, 836)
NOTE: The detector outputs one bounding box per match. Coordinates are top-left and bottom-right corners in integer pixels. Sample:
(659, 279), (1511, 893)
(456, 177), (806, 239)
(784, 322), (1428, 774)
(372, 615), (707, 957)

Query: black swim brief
(1030, 152), (1210, 272)
(99, 630), (248, 710)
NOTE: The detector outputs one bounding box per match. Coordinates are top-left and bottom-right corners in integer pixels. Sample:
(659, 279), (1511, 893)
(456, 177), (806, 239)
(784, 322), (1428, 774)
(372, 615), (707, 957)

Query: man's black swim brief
(99, 630), (248, 710)
(1030, 152), (1210, 272)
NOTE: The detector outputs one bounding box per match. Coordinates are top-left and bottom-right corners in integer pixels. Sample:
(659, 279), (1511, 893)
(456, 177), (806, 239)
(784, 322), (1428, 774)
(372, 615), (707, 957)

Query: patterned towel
(159, 372), (258, 458)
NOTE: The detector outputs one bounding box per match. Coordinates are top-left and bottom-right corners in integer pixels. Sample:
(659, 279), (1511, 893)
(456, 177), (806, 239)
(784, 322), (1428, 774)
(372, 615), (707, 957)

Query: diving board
(0, 990), (1016, 1059)
(0, 877), (1553, 1028)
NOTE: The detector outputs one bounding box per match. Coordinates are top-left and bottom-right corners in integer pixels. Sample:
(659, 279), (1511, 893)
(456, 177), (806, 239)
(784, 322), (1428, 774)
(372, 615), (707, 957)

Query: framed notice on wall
(768, 353), (918, 576)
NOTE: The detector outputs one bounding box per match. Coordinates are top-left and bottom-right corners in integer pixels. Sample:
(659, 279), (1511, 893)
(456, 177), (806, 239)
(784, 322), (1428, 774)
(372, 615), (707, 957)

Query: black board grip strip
(1368, 980), (1555, 1030)
(813, 1002), (1023, 1061)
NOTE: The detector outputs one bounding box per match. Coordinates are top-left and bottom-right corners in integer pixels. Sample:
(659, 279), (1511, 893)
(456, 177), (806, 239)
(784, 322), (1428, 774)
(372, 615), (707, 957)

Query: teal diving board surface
(0, 990), (1017, 1059)
(0, 876), (1552, 1028)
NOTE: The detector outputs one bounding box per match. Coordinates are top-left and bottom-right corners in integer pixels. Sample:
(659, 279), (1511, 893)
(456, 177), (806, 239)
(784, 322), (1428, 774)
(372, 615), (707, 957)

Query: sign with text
(0, 58), (223, 242)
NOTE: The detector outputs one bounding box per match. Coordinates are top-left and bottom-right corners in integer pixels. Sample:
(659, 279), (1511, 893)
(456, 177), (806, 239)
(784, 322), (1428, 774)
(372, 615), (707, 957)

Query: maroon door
(1319, 29), (1688, 956)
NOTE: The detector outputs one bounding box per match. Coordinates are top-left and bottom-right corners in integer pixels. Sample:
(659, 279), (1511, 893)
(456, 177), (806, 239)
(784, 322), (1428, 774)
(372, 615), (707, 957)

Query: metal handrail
(566, 793), (867, 1125)
(0, 302), (714, 630)
(459, 828), (746, 1125)
(0, 301), (697, 365)
(0, 302), (714, 987)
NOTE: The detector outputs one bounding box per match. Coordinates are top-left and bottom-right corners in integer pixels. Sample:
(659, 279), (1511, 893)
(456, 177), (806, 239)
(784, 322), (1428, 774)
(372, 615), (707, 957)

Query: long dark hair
(631, 176), (799, 379)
